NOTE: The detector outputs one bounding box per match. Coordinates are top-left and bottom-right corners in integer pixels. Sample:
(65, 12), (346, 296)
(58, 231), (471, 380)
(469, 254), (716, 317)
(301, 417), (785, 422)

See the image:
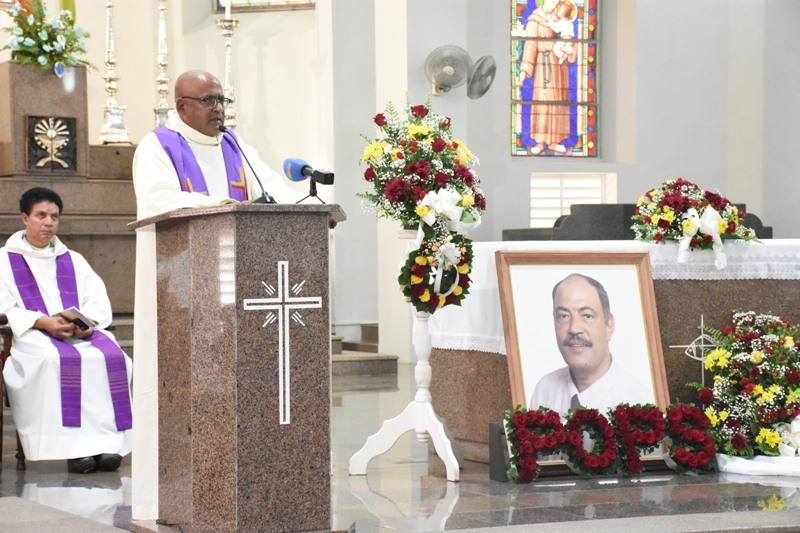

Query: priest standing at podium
(130, 69), (300, 520)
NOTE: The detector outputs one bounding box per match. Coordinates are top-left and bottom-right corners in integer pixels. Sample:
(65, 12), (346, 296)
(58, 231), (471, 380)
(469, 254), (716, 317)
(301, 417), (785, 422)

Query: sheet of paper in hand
(55, 307), (95, 329)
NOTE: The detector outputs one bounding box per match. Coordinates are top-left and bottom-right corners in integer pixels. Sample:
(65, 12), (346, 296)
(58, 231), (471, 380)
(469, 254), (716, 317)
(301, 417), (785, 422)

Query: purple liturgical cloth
(154, 127), (248, 201)
(6, 252), (132, 431)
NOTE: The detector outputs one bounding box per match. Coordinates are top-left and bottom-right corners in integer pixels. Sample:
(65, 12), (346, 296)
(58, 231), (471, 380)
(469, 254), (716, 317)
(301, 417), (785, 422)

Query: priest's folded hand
(33, 315), (75, 340)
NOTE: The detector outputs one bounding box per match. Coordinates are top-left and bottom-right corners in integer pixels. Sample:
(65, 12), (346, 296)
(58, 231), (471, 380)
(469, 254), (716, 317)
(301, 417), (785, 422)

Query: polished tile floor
(4, 363), (800, 532)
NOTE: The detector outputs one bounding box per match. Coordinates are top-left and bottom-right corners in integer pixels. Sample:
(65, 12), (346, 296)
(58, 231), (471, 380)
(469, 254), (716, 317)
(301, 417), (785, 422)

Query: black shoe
(67, 456), (96, 473)
(94, 453), (122, 472)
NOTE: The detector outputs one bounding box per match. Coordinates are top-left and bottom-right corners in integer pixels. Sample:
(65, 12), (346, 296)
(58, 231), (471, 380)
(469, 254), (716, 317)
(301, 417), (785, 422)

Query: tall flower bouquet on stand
(631, 178), (759, 269)
(1, 0), (92, 77)
(349, 102), (488, 482)
(359, 101), (486, 313)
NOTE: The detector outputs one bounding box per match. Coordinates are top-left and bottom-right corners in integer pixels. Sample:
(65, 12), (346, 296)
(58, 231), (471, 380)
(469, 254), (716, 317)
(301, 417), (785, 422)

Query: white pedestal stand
(349, 311), (463, 481)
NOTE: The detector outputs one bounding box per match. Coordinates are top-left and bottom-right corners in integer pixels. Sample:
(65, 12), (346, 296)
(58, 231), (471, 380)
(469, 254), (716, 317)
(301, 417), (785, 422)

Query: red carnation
(626, 458), (642, 473)
(410, 105), (429, 118)
(383, 177), (411, 202)
(373, 113), (387, 127)
(405, 160), (431, 179)
(431, 138), (448, 152)
(411, 263), (427, 277)
(525, 410), (542, 426)
(520, 455), (538, 471)
(435, 172), (450, 187)
(411, 186), (429, 201)
(518, 468), (535, 482)
(515, 427), (532, 442)
(674, 447), (688, 462)
(453, 164), (475, 186)
(697, 387), (714, 405)
(666, 408), (683, 423)
(731, 434), (748, 450)
(411, 283), (427, 298)
(517, 440), (533, 455)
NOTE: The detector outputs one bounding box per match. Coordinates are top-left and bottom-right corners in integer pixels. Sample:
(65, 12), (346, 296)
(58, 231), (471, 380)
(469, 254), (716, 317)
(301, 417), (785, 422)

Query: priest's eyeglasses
(180, 95), (233, 109)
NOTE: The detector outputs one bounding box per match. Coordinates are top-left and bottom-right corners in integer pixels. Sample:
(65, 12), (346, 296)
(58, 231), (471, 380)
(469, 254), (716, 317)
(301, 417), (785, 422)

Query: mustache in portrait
(562, 333), (592, 347)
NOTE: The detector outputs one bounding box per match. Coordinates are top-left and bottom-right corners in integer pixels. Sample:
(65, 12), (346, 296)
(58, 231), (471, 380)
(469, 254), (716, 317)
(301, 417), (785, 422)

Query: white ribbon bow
(432, 242), (462, 295)
(413, 189), (482, 248)
(775, 416), (800, 457)
(420, 189), (464, 228)
(678, 206), (727, 269)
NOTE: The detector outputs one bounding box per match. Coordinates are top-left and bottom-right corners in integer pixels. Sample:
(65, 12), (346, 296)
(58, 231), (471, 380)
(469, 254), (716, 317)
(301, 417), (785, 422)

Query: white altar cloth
(427, 239), (800, 356)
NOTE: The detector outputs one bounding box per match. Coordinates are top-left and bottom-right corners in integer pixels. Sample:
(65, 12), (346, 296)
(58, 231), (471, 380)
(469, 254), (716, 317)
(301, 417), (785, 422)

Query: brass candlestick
(154, 0), (171, 128)
(98, 0), (131, 144)
(216, 17), (239, 129)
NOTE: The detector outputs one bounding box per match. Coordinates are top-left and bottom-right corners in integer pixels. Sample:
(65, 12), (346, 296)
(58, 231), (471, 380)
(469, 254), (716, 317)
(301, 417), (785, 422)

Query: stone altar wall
(0, 60), (136, 314)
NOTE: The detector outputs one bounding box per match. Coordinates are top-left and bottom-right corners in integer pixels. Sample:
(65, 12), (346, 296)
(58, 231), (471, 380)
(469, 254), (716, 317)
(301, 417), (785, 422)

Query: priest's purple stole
(154, 127), (248, 201)
(6, 251), (133, 431)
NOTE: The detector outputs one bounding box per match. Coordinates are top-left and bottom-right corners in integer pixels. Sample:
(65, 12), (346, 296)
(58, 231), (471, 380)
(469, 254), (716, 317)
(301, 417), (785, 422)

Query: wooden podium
(131, 203), (345, 532)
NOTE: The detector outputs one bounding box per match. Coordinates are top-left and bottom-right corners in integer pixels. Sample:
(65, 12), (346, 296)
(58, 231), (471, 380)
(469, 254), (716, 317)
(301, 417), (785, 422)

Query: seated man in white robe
(0, 187), (132, 474)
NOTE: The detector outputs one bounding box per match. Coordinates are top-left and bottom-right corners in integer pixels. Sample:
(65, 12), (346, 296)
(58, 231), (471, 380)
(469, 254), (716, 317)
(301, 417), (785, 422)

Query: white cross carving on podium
(243, 261), (321, 425)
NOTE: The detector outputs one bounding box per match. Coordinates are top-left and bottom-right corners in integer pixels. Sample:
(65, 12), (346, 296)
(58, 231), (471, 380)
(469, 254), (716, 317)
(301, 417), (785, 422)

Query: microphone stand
(218, 125), (276, 204)
(297, 180), (326, 204)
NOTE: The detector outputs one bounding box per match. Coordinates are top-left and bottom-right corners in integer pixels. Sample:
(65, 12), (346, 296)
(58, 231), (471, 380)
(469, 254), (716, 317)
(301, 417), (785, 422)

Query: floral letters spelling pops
(504, 402), (715, 481)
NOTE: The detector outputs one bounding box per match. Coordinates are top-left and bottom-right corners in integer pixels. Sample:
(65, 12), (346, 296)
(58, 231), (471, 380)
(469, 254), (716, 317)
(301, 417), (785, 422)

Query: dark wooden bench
(0, 313), (25, 470)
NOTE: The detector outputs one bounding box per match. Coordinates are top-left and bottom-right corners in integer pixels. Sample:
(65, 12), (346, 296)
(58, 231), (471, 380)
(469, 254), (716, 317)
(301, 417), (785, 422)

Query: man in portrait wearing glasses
(130, 69), (300, 520)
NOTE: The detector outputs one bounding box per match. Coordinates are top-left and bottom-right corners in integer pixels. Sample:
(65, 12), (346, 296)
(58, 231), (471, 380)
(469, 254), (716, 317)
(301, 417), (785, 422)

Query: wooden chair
(0, 313), (26, 470)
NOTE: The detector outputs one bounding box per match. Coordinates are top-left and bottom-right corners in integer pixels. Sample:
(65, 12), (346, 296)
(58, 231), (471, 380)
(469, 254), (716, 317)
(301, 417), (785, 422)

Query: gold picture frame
(496, 250), (669, 413)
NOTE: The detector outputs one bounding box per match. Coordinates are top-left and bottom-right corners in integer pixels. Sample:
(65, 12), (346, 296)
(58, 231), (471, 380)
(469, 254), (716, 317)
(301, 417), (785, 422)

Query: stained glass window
(511, 0), (598, 157)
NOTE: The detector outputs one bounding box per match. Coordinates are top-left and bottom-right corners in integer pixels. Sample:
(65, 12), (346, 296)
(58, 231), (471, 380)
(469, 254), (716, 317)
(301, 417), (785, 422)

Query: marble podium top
(127, 202), (347, 231)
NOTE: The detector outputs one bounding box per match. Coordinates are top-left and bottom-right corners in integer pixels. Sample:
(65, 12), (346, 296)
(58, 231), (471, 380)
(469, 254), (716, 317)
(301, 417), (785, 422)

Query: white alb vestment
(0, 231), (132, 461)
(131, 111), (300, 520)
(529, 357), (653, 416)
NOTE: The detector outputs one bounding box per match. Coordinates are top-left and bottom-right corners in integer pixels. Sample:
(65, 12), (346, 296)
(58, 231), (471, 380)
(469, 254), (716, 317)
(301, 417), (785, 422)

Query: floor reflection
(4, 363), (800, 531)
(349, 475), (460, 532)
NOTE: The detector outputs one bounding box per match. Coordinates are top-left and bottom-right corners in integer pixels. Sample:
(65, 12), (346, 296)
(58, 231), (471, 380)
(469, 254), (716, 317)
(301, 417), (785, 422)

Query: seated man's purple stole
(154, 127), (248, 201)
(7, 251), (133, 431)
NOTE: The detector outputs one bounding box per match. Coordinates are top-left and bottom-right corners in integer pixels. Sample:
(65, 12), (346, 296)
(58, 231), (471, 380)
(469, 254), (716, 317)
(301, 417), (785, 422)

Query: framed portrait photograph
(496, 250), (669, 415)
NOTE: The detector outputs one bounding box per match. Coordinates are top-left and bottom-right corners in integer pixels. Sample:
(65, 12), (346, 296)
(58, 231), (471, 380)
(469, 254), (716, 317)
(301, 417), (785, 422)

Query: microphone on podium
(218, 124), (276, 204)
(282, 158), (334, 204)
(282, 158), (335, 185)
